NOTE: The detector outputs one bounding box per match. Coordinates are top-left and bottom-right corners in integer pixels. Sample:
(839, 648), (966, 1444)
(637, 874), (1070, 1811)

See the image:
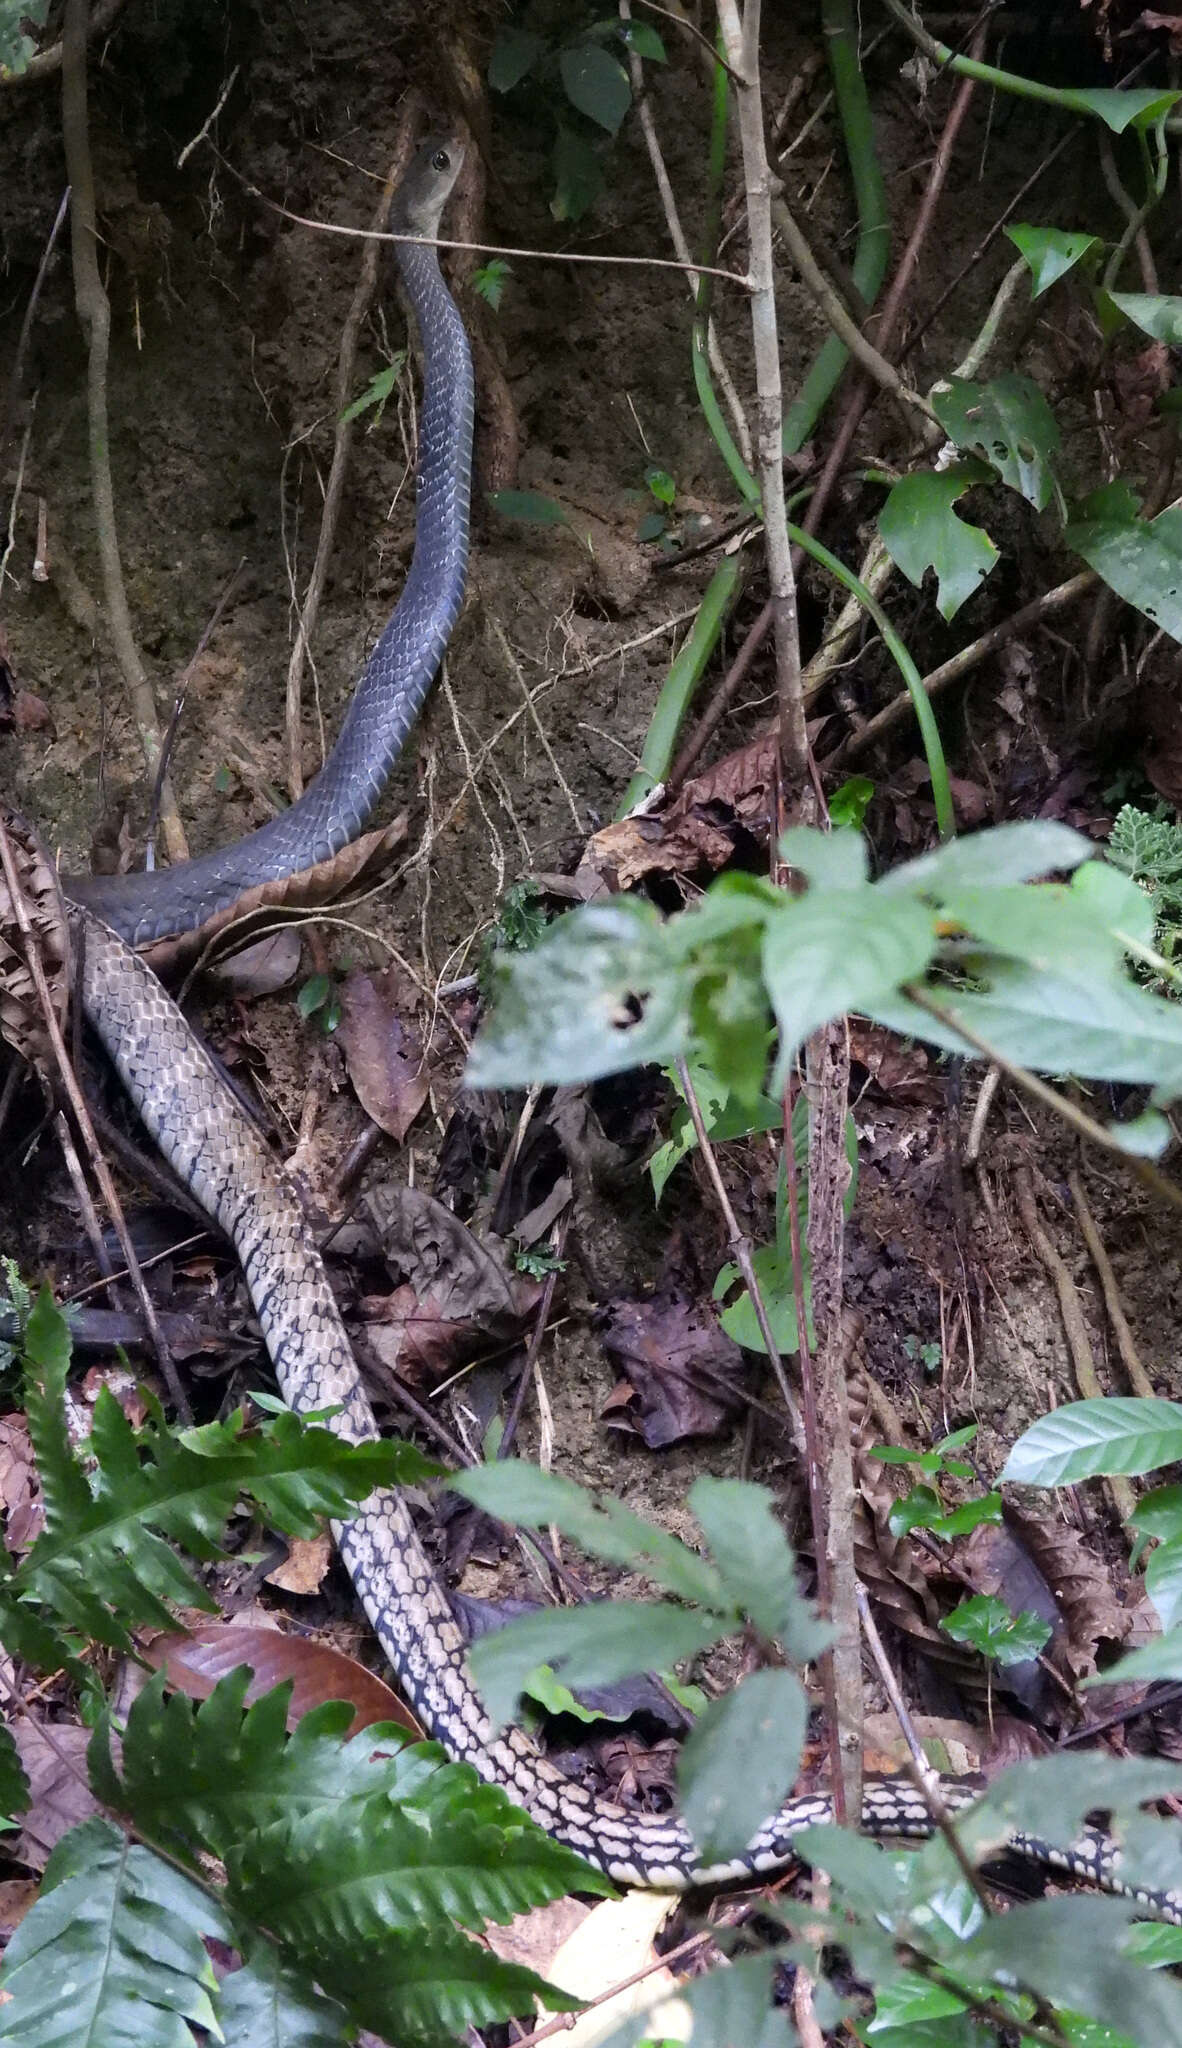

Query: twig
(61, 0), (187, 864)
(507, 1930), (714, 2048)
(1067, 1170), (1156, 1399)
(0, 820), (192, 1422)
(146, 557), (245, 871)
(284, 124), (418, 801)
(0, 413), (33, 598)
(176, 64), (240, 171)
(632, 0), (744, 79)
(1013, 1167), (1135, 1524)
(1, 187), (69, 468)
(771, 196), (936, 426)
(498, 1216), (569, 1462)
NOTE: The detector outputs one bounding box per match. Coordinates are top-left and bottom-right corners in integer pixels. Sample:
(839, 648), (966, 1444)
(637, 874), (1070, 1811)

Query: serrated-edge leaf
(0, 1715), (29, 1817)
(308, 1922), (581, 2047)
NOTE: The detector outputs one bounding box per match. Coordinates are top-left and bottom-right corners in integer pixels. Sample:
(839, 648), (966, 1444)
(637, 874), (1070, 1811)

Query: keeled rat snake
(31, 133), (1182, 1916)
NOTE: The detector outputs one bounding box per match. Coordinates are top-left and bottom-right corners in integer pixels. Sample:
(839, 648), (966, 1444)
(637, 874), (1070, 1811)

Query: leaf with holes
(879, 466), (999, 620)
(1005, 223), (1099, 297)
(931, 373), (1060, 510)
(1065, 502), (1182, 644)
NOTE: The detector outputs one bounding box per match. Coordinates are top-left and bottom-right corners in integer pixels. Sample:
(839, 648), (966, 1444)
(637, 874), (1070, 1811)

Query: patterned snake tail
(63, 134), (474, 947)
(52, 133), (1182, 1917)
(69, 902), (1182, 1915)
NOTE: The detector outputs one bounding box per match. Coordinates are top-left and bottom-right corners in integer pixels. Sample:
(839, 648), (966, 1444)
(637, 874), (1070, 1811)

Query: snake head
(390, 130), (466, 237)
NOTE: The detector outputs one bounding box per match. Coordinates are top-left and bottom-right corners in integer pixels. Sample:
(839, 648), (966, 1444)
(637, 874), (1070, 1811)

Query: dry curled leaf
(0, 809), (69, 1081)
(599, 1291), (749, 1448)
(144, 1622), (424, 1737)
(337, 969), (431, 1141)
(141, 814), (408, 974)
(11, 1721), (100, 1872)
(265, 1533), (333, 1596)
(0, 1414), (41, 1552)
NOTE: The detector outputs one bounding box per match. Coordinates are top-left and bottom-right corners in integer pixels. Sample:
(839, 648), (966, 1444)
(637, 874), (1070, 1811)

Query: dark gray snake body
(49, 137), (1182, 1918)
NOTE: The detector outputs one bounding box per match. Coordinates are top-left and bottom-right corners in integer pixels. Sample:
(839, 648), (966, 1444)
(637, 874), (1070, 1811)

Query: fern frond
(0, 1816), (229, 2048)
(219, 1941), (351, 2048)
(1111, 805), (1182, 885)
(307, 1923), (579, 2048)
(19, 1325), (437, 1650)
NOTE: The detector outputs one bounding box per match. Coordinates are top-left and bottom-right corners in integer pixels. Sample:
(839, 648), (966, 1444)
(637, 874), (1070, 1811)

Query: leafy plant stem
(616, 556), (744, 815)
(690, 31), (760, 504)
(904, 981), (1182, 1215)
(786, 523), (954, 837)
(771, 193), (935, 426)
(882, 0), (1178, 128)
(782, 0), (889, 454)
(674, 1057), (803, 1444)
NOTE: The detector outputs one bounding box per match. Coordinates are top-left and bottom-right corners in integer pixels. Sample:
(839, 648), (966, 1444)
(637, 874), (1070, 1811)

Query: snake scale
(41, 133), (1182, 1918)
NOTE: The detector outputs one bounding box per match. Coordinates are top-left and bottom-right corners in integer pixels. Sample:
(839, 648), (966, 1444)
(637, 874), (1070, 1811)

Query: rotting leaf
(337, 970), (432, 1143)
(599, 1290), (751, 1448)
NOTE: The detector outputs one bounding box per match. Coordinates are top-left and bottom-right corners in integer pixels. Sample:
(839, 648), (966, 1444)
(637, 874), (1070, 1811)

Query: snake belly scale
(43, 134), (1182, 1916)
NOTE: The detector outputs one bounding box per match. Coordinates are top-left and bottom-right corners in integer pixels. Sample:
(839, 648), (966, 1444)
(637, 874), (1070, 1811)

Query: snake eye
(431, 148), (450, 172)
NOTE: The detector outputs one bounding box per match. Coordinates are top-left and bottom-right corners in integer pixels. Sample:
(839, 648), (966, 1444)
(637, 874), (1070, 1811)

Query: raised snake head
(390, 131), (466, 239)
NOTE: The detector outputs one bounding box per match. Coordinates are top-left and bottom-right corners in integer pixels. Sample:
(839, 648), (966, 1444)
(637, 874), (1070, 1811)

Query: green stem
(782, 0), (889, 455)
(882, 0), (1179, 130)
(616, 557), (744, 816)
(692, 37), (761, 508)
(786, 521), (954, 840)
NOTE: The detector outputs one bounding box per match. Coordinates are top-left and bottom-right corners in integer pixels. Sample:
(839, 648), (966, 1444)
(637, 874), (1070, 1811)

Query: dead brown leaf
(0, 1415), (40, 1552)
(1139, 10), (1182, 51)
(0, 808), (70, 1082)
(265, 1533), (333, 1596)
(0, 1877), (38, 1941)
(599, 1291), (749, 1447)
(144, 1622), (424, 1737)
(12, 1721), (99, 1871)
(208, 927), (303, 997)
(337, 970), (431, 1141)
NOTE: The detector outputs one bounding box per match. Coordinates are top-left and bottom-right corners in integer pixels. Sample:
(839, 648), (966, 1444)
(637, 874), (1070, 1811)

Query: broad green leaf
(882, 820), (1091, 895)
(1005, 224), (1099, 297)
(939, 867), (1153, 980)
(308, 1922), (581, 2048)
(1108, 292), (1182, 345)
(649, 1057), (782, 1203)
(221, 1943), (350, 2048)
(677, 1953), (786, 2048)
(829, 776), (875, 829)
(867, 1973), (970, 2030)
(619, 20), (666, 61)
(0, 1718), (29, 1819)
(1130, 1483), (1182, 1540)
(1145, 1536), (1182, 1631)
(1087, 1631), (1182, 1684)
(560, 44), (631, 133)
(467, 1600), (729, 1725)
(714, 1236), (804, 1355)
(779, 822), (868, 890)
(552, 126), (604, 221)
(689, 1476), (831, 1664)
(452, 1462), (726, 1608)
(939, 1594), (1051, 1666)
(488, 25), (544, 90)
(1066, 502), (1182, 643)
(468, 900), (688, 1088)
(298, 972), (331, 1018)
(762, 885), (935, 1082)
(0, 1816), (229, 2048)
(1053, 87), (1179, 132)
(487, 488), (570, 527)
(930, 373), (1060, 510)
(1126, 1922), (1182, 1965)
(955, 1753), (1182, 1862)
(678, 1668), (807, 1861)
(523, 1663), (628, 1724)
(956, 1896), (1182, 2046)
(1003, 1396), (1182, 1485)
(873, 960), (1182, 1092)
(879, 467), (998, 620)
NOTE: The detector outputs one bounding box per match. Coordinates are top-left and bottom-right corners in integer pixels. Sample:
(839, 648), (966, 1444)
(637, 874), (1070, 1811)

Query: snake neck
(65, 231), (474, 947)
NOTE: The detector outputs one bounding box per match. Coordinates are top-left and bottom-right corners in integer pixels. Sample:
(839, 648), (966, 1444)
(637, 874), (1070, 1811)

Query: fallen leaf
(208, 927), (302, 997)
(0, 1878), (38, 1941)
(0, 1415), (41, 1552)
(12, 1721), (99, 1871)
(12, 690), (53, 734)
(265, 1533), (333, 1595)
(337, 970), (431, 1141)
(599, 1291), (750, 1447)
(144, 1622), (424, 1737)
(543, 1892), (686, 2048)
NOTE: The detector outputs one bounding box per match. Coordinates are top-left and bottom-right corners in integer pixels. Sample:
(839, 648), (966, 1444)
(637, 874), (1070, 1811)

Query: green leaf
(1125, 1922), (1182, 1966)
(939, 867), (1153, 981)
(298, 973), (331, 1018)
(620, 20), (666, 61)
(930, 373), (1060, 510)
(467, 1600), (730, 1725)
(689, 1476), (832, 1664)
(1130, 1483), (1182, 1541)
(1003, 1396), (1182, 1485)
(645, 466), (676, 505)
(939, 1593), (1052, 1666)
(221, 1943), (351, 2048)
(1065, 502), (1182, 643)
(452, 1461), (726, 1608)
(677, 1668), (807, 1861)
(309, 1924), (581, 2048)
(714, 1236), (803, 1356)
(1005, 223), (1099, 297)
(879, 467), (999, 621)
(523, 1663), (627, 1724)
(339, 358), (403, 426)
(0, 1719), (29, 1820)
(956, 1896), (1182, 2046)
(829, 776), (875, 829)
(925, 1491), (1003, 1540)
(883, 820), (1092, 894)
(1110, 804), (1182, 885)
(779, 822), (869, 891)
(488, 25), (544, 90)
(0, 1816), (229, 2047)
(560, 44), (631, 133)
(1053, 87), (1179, 132)
(637, 510), (667, 542)
(468, 899), (689, 1088)
(487, 488), (570, 528)
(1146, 1537), (1182, 1632)
(473, 259), (512, 311)
(762, 882), (936, 1083)
(1108, 292), (1182, 345)
(552, 127), (604, 221)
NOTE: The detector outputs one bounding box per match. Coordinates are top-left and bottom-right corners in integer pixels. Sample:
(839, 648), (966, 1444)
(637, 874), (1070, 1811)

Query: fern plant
(0, 1288), (605, 2047)
(1110, 804), (1182, 974)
